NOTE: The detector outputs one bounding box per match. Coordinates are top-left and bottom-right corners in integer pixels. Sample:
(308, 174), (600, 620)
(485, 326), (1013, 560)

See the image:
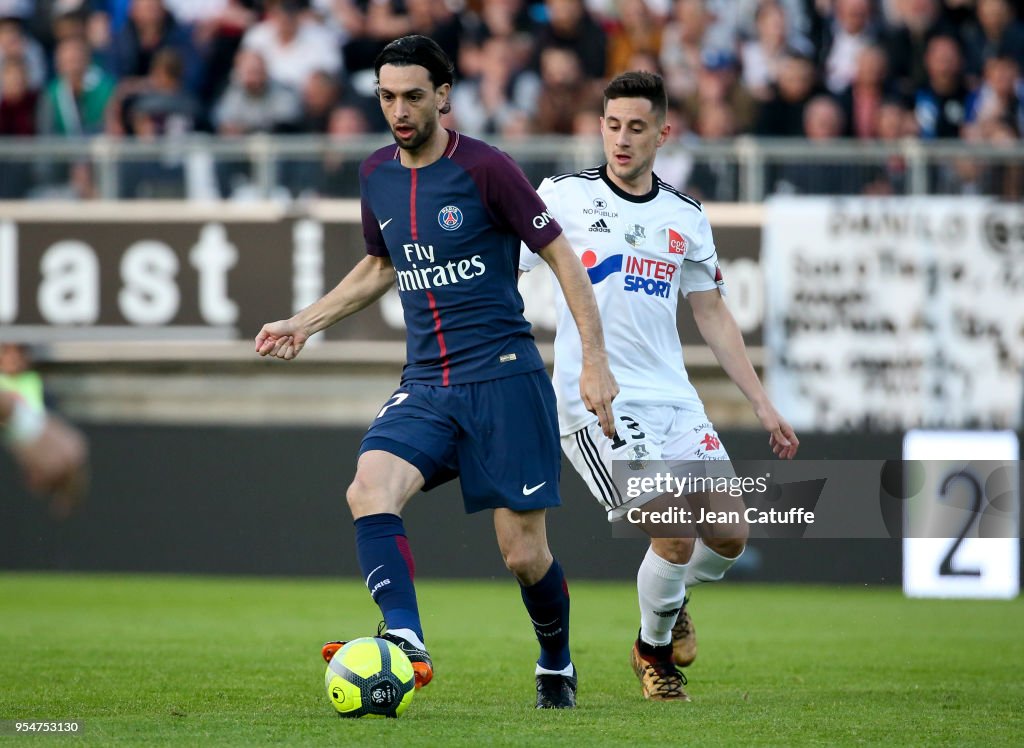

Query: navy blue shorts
(359, 369), (562, 513)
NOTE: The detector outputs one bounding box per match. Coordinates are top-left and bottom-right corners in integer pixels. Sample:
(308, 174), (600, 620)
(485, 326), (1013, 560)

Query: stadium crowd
(0, 0), (1022, 198)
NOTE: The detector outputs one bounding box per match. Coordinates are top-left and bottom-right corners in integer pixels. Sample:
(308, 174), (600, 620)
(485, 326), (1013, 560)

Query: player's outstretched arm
(256, 255), (395, 360)
(688, 290), (799, 459)
(1, 392), (89, 517)
(536, 236), (619, 437)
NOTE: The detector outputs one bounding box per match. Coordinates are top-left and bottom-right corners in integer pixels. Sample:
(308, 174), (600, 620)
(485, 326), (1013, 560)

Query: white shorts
(562, 403), (731, 520)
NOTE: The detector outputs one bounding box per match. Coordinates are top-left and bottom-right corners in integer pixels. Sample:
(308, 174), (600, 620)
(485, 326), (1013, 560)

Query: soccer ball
(324, 637), (416, 718)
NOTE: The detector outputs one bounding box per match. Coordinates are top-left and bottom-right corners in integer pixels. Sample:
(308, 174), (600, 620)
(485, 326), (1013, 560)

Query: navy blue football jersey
(360, 130), (562, 385)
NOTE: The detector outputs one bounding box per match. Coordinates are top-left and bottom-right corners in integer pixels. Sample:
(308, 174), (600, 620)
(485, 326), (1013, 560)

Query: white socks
(535, 661), (575, 676)
(637, 545), (688, 647)
(684, 538), (742, 588)
(388, 627), (426, 651)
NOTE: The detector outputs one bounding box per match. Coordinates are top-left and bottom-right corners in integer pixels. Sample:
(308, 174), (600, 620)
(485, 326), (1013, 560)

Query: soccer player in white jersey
(520, 71), (799, 701)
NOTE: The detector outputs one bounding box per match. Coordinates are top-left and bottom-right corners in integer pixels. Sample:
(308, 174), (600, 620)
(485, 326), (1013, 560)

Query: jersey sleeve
(359, 167), (388, 257)
(680, 210), (726, 297)
(477, 149), (562, 252)
(518, 178), (557, 272)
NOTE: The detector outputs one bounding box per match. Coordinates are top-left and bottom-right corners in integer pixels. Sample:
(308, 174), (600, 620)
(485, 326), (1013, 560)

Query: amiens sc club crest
(438, 205), (464, 231)
(625, 224), (646, 248)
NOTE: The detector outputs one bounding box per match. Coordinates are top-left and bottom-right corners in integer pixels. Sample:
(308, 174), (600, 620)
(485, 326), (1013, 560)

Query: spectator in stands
(309, 103), (370, 197)
(38, 34), (115, 135)
(915, 34), (970, 137)
(467, 0), (537, 76)
(108, 0), (199, 90)
(212, 48), (301, 135)
(605, 0), (661, 77)
(882, 0), (957, 98)
(837, 43), (896, 138)
(660, 0), (710, 100)
(684, 49), (758, 133)
(241, 0), (340, 93)
(107, 46), (198, 136)
(964, 53), (1024, 135)
(0, 54), (35, 197)
(0, 14), (47, 92)
(820, 0), (878, 95)
(774, 94), (854, 193)
(535, 0), (607, 81)
(860, 96), (916, 194)
(707, 0), (811, 54)
(450, 32), (539, 137)
(46, 1), (94, 54)
(533, 44), (594, 134)
(944, 116), (1022, 196)
(402, 0), (461, 62)
(297, 69), (340, 133)
(0, 54), (35, 134)
(754, 50), (822, 136)
(687, 99), (740, 201)
(334, 0), (403, 86)
(961, 0), (1024, 78)
(188, 1), (259, 109)
(741, 1), (795, 101)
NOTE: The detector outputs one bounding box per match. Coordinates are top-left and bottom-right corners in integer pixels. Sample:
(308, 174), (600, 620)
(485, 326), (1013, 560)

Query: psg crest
(438, 205), (464, 231)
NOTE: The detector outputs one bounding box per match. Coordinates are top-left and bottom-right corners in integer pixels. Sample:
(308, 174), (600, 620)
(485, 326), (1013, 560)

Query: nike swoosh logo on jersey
(378, 218), (393, 231)
(522, 482), (547, 495)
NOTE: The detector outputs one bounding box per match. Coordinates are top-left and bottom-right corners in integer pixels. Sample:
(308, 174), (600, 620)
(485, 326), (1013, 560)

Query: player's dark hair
(603, 71), (667, 121)
(374, 35), (455, 114)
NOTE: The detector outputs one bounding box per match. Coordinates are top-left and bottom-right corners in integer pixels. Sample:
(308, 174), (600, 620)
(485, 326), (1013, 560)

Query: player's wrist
(3, 395), (46, 446)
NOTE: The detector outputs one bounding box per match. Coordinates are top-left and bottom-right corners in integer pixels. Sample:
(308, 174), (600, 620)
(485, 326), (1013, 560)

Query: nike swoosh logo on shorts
(522, 482), (547, 496)
(378, 218), (393, 231)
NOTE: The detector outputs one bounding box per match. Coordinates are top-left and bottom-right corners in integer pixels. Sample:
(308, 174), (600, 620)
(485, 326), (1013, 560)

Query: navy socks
(520, 559), (572, 671)
(353, 513), (423, 643)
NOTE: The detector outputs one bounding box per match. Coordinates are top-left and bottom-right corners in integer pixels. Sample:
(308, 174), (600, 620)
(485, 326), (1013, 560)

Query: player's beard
(391, 116), (436, 154)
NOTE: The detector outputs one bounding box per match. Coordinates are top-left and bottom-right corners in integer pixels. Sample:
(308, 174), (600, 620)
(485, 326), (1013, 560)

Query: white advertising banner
(763, 197), (1024, 432)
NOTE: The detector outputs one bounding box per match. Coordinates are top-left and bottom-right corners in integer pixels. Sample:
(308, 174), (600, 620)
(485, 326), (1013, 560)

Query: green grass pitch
(1, 573), (1021, 746)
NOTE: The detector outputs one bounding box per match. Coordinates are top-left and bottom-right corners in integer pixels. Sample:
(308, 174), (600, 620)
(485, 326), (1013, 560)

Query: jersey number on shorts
(610, 416), (646, 450)
(377, 393), (409, 418)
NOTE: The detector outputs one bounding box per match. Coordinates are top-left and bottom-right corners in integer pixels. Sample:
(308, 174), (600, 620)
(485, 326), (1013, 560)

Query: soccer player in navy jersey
(255, 35), (618, 708)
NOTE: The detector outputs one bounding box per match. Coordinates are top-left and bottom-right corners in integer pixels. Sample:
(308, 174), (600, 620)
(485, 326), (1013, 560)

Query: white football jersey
(520, 165), (725, 435)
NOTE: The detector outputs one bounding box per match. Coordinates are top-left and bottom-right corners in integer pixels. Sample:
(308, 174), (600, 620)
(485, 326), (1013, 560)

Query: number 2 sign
(903, 431), (1019, 599)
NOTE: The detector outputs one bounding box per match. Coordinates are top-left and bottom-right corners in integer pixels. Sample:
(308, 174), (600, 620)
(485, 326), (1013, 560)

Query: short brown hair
(603, 71), (667, 121)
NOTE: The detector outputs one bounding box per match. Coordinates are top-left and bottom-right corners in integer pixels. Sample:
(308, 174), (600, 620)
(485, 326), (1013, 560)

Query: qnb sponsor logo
(532, 211), (553, 229)
(623, 255), (676, 298)
(396, 242), (486, 291)
(581, 249), (622, 284)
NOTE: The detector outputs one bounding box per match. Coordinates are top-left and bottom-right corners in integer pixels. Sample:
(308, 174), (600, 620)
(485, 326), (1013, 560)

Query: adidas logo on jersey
(589, 219), (611, 233)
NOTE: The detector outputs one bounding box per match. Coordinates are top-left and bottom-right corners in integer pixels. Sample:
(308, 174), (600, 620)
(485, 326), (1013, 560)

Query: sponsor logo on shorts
(701, 433), (722, 452)
(626, 443), (650, 471)
(499, 353), (517, 363)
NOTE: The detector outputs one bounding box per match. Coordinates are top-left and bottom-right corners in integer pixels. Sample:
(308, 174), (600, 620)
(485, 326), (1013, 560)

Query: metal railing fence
(0, 134), (1021, 202)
